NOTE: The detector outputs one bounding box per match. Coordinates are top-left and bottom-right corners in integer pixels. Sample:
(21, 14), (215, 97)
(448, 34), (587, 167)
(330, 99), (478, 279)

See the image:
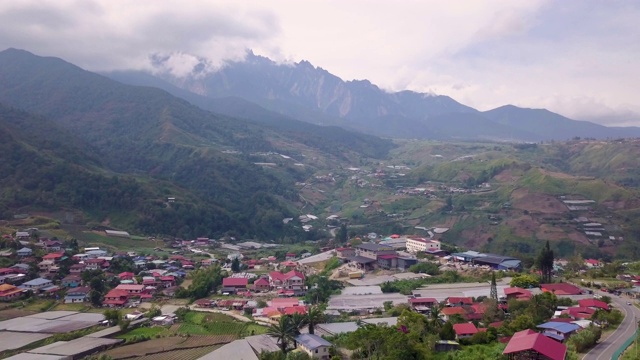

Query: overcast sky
(1, 0), (639, 125)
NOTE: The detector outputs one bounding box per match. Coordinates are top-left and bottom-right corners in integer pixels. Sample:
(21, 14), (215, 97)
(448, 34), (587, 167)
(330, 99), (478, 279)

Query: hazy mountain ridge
(115, 51), (640, 141)
(0, 48), (393, 239)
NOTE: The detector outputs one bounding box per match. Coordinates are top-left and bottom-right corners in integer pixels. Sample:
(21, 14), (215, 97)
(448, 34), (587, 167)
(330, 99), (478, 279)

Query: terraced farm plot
(134, 344), (222, 360)
(0, 309), (36, 321)
(103, 335), (235, 359)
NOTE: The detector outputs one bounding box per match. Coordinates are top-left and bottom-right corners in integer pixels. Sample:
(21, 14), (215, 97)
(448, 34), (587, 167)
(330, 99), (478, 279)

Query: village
(0, 226), (637, 360)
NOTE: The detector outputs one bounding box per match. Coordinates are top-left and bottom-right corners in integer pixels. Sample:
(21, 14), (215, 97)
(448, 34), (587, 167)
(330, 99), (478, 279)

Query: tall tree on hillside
(267, 316), (297, 354)
(231, 257), (240, 273)
(537, 241), (554, 283)
(490, 272), (498, 302)
(336, 223), (348, 244)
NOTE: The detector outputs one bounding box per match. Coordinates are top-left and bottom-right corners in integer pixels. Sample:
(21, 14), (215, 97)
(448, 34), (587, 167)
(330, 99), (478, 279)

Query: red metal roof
(441, 307), (466, 316)
(447, 296), (473, 305)
(504, 287), (532, 297)
(283, 306), (307, 315)
(105, 289), (129, 299)
(254, 278), (270, 286)
(223, 277), (249, 287)
(503, 329), (567, 360)
(578, 299), (609, 310)
(540, 283), (582, 295)
(453, 322), (478, 336)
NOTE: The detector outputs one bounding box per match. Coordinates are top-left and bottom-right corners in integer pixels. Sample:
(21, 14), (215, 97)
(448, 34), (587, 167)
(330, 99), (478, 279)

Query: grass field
(242, 323), (270, 336)
(116, 326), (170, 341)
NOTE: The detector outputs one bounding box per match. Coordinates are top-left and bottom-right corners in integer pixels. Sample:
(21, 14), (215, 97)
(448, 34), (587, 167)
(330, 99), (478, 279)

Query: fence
(612, 329), (638, 360)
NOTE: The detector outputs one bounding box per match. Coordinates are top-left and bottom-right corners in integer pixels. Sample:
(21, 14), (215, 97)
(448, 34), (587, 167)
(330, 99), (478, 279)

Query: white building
(406, 237), (441, 253)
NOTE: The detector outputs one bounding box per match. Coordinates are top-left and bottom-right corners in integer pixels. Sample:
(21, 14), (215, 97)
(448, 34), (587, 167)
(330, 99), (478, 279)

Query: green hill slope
(0, 49), (392, 239)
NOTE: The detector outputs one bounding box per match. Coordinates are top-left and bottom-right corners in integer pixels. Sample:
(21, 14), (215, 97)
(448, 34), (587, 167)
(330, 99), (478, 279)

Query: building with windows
(295, 334), (332, 359)
(406, 237), (441, 254)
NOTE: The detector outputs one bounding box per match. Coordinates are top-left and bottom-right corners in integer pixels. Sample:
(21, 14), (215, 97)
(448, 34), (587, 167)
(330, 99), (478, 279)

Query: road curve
(583, 291), (640, 360)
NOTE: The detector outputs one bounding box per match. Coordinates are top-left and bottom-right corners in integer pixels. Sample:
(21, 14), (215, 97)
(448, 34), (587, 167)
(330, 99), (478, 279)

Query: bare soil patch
(494, 169), (520, 183)
(0, 309), (36, 321)
(535, 224), (570, 242)
(511, 189), (567, 214)
(567, 232), (591, 245)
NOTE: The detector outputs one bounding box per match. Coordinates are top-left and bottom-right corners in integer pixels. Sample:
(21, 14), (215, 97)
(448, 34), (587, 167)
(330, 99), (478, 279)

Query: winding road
(583, 291), (640, 360)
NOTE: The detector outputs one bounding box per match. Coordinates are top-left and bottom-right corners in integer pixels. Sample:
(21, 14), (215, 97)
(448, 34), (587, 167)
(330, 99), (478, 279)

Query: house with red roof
(453, 322), (478, 339)
(0, 268), (17, 276)
(222, 277), (249, 294)
(42, 251), (65, 262)
(115, 284), (145, 295)
(562, 306), (595, 320)
(69, 263), (86, 275)
(269, 270), (306, 295)
(118, 272), (135, 281)
(194, 298), (214, 308)
(446, 297), (473, 307)
(578, 299), (609, 311)
(253, 277), (270, 292)
(84, 258), (108, 271)
(41, 240), (63, 252)
(503, 329), (567, 360)
(440, 307), (466, 321)
(0, 284), (24, 301)
(160, 276), (176, 288)
(103, 289), (129, 307)
(584, 259), (601, 268)
(504, 287), (533, 301)
(541, 283), (582, 296)
(285, 253), (296, 261)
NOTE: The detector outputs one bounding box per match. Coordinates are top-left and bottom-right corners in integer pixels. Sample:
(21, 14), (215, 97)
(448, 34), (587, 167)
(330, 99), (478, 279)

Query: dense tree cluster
(175, 266), (223, 300)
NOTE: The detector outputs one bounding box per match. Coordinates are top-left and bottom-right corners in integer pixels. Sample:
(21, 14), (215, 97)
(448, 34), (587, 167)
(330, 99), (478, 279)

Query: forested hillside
(0, 49), (393, 240)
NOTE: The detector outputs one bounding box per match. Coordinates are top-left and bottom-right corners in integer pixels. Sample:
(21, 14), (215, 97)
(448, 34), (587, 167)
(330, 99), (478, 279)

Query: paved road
(583, 291), (640, 360)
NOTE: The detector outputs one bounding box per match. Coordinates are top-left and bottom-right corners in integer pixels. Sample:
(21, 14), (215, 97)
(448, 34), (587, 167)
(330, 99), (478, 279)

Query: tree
(231, 257), (240, 273)
(408, 262), (440, 275)
(146, 306), (162, 318)
(336, 223), (348, 244)
(440, 321), (456, 340)
(103, 309), (121, 326)
(510, 314), (535, 332)
(490, 271), (498, 302)
(306, 305), (324, 335)
(267, 316), (297, 354)
(510, 274), (540, 288)
(537, 240), (554, 283)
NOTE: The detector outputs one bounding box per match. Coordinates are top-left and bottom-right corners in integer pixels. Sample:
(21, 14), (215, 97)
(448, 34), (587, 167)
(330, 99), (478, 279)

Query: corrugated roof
(537, 322), (581, 334)
(295, 334), (332, 350)
(503, 330), (567, 360)
(453, 322), (478, 335)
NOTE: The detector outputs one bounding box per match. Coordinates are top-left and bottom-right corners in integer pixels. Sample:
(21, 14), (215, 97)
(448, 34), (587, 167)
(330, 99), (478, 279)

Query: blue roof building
(295, 334), (332, 359)
(537, 322), (581, 342)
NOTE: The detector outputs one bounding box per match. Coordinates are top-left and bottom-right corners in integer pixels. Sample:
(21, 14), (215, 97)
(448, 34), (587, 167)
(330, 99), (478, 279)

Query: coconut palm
(306, 305), (325, 335)
(429, 305), (443, 330)
(267, 316), (297, 354)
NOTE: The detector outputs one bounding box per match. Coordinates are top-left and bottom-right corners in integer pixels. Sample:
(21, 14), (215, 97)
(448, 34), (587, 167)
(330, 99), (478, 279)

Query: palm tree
(288, 312), (308, 347)
(267, 316), (297, 354)
(429, 305), (443, 330)
(306, 305), (324, 335)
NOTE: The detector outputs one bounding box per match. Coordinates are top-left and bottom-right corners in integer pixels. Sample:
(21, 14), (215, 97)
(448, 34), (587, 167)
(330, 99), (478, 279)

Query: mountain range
(106, 51), (640, 141)
(0, 48), (393, 239)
